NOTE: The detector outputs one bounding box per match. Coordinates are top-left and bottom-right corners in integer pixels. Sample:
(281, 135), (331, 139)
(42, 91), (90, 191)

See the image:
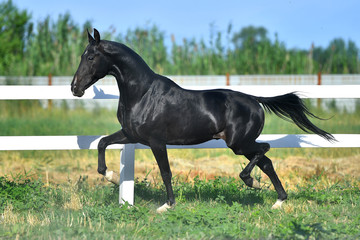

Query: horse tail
(255, 93), (336, 142)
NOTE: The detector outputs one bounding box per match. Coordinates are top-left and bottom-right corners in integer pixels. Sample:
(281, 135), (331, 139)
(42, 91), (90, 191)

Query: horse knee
(98, 138), (107, 152)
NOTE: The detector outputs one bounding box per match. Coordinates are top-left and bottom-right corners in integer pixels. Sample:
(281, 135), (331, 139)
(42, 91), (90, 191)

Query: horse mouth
(71, 84), (85, 97)
(71, 82), (92, 97)
(72, 90), (84, 97)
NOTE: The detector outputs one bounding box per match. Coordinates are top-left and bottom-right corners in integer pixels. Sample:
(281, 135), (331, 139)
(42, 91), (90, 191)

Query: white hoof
(271, 199), (285, 209)
(156, 203), (172, 213)
(105, 170), (120, 185)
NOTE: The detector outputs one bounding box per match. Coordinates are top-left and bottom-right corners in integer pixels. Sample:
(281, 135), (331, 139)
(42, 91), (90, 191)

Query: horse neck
(107, 43), (155, 106)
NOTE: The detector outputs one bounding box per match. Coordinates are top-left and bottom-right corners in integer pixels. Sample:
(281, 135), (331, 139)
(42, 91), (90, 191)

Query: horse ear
(87, 29), (96, 44)
(94, 28), (101, 44)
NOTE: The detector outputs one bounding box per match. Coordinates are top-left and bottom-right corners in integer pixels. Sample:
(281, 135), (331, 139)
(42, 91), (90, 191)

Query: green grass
(1, 174), (359, 239)
(0, 100), (120, 136)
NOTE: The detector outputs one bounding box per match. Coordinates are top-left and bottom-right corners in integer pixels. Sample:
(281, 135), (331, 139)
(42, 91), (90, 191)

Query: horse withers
(71, 29), (335, 212)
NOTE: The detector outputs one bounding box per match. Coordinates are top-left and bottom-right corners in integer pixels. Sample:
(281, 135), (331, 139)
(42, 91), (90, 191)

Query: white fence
(1, 84), (360, 205)
(2, 74), (360, 86)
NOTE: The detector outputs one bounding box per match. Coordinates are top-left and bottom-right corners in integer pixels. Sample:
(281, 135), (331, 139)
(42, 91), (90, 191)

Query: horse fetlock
(279, 192), (288, 202)
(104, 170), (120, 185)
(97, 167), (107, 175)
(240, 174), (261, 189)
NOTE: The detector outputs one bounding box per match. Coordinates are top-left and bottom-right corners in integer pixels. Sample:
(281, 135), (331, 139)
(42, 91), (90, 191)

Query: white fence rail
(1, 84), (360, 205)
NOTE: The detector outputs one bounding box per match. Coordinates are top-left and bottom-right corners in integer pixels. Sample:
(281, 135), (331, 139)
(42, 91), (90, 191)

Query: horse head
(71, 29), (111, 97)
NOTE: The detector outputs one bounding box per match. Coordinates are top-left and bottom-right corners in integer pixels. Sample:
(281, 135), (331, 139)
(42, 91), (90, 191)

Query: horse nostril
(71, 86), (84, 97)
(72, 85), (79, 95)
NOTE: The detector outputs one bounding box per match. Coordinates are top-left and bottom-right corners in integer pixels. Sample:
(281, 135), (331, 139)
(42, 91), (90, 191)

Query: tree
(0, 0), (32, 74)
(313, 38), (360, 74)
(231, 26), (268, 49)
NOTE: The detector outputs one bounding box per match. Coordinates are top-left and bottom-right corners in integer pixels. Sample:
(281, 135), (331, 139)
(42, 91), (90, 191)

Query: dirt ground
(1, 149), (359, 189)
(135, 152), (360, 189)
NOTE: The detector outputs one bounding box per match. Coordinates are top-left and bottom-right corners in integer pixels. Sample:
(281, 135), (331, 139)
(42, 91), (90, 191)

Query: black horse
(71, 29), (334, 212)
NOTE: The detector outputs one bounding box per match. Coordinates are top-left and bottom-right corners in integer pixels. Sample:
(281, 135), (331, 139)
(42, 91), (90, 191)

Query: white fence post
(119, 144), (135, 205)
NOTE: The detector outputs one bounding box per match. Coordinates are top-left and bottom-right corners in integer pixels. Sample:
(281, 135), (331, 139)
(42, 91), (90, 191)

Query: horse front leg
(98, 129), (131, 184)
(149, 141), (175, 213)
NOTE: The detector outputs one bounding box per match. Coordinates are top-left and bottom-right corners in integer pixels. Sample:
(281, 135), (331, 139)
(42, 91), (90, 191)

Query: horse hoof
(271, 199), (285, 209)
(252, 179), (261, 189)
(156, 203), (172, 213)
(105, 170), (120, 185)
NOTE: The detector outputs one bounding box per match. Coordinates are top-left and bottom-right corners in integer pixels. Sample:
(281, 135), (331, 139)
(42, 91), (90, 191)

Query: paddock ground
(1, 148), (359, 189)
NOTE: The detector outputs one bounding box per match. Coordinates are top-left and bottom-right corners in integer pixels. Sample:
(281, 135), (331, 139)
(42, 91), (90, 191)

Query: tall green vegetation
(0, 0), (32, 74)
(1, 0), (359, 76)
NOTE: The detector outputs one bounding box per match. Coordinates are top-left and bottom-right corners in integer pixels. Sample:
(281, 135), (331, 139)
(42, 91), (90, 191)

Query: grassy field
(1, 173), (359, 239)
(1, 100), (360, 239)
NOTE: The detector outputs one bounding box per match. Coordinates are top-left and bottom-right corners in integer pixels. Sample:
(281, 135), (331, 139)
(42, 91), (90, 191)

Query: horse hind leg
(235, 142), (287, 209)
(242, 146), (288, 209)
(256, 155), (287, 209)
(236, 142), (270, 189)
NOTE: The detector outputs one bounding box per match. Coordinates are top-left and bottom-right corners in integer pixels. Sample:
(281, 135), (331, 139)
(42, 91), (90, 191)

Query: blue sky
(12, 0), (360, 50)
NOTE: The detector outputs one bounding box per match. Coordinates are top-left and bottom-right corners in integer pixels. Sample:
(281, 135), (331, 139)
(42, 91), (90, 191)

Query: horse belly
(164, 111), (223, 145)
(165, 130), (215, 145)
(168, 123), (217, 144)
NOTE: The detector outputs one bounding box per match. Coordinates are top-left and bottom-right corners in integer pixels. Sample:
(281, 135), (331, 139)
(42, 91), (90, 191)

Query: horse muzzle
(71, 84), (84, 97)
(71, 75), (85, 97)
(72, 87), (84, 97)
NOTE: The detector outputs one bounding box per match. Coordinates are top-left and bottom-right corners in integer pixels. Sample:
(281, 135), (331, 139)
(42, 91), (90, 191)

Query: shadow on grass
(134, 177), (274, 207)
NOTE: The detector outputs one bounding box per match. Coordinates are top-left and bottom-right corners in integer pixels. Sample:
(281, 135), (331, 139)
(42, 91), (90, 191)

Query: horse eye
(88, 56), (94, 61)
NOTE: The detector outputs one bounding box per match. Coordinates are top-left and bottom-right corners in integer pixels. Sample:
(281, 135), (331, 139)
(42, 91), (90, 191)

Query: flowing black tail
(255, 93), (336, 142)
